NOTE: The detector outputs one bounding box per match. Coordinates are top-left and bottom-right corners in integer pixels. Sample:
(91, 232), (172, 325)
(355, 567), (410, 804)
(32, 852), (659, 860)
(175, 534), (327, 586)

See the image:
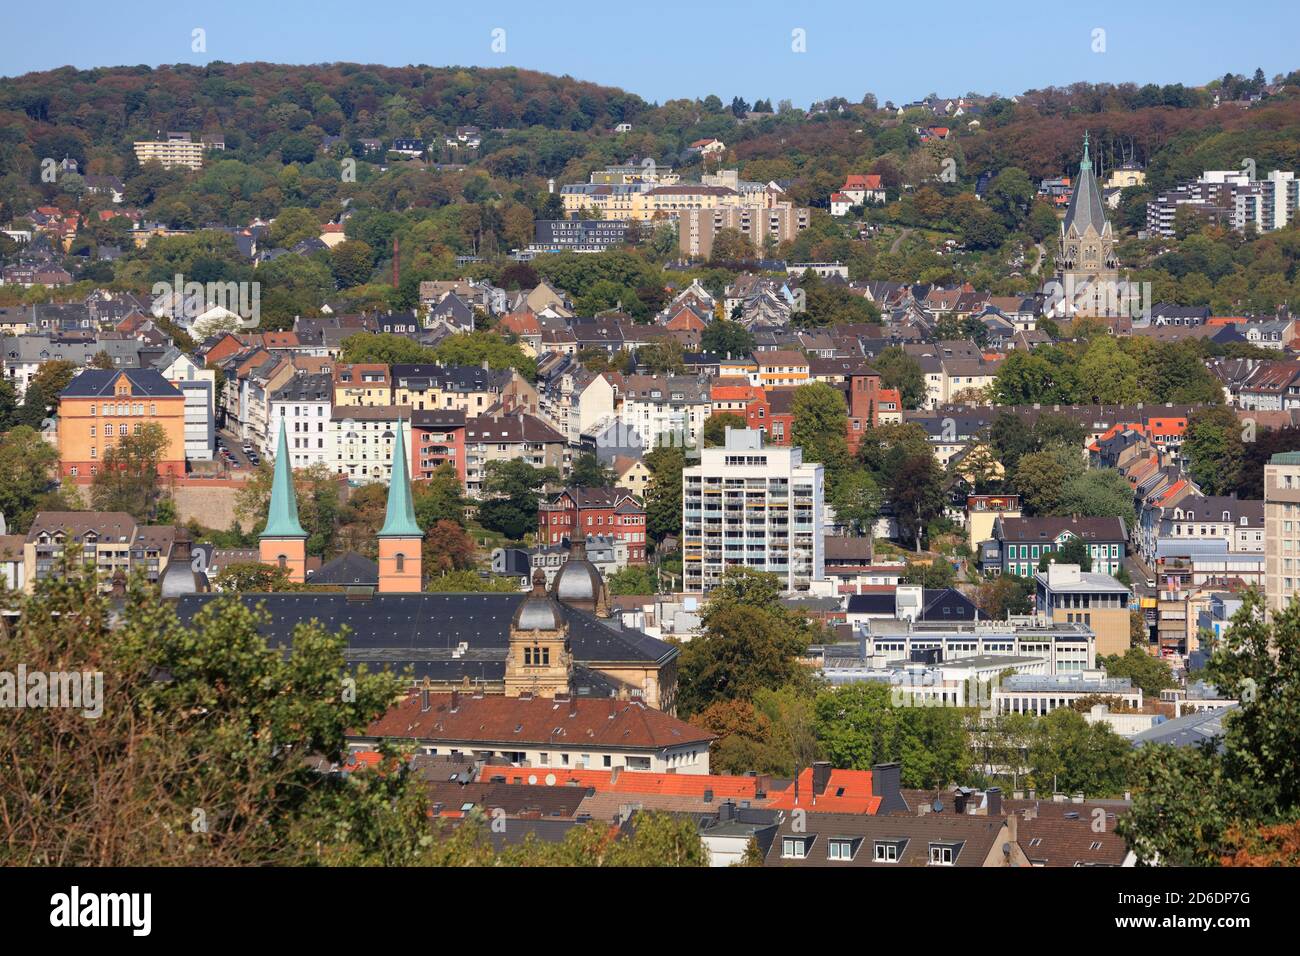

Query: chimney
(812, 761), (832, 796)
(1006, 810), (1018, 846)
(450, 689), (460, 713)
(985, 787), (1002, 816)
(870, 761), (907, 813)
(718, 800), (735, 822)
(420, 681), (431, 713)
(568, 696), (578, 718)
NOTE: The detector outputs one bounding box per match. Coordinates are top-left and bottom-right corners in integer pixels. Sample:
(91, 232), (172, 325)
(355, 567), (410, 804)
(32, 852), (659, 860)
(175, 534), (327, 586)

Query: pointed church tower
(1056, 131), (1126, 318)
(377, 418), (423, 593)
(259, 418), (308, 583)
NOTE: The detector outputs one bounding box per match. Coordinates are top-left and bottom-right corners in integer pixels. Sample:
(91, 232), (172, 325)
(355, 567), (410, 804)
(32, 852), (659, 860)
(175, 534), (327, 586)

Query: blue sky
(8, 0), (1299, 107)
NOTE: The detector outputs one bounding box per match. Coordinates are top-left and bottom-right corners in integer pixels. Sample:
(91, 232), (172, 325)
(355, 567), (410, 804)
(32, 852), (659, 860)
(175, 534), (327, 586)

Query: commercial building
(682, 427), (824, 593)
(1034, 563), (1133, 658)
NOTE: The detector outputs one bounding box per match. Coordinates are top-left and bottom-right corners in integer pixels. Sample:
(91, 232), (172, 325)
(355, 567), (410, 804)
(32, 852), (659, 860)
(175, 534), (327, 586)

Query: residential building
(538, 487), (647, 563)
(24, 511), (178, 592)
(1265, 451), (1300, 613)
(991, 515), (1127, 578)
(463, 412), (568, 498)
(132, 131), (207, 170)
(409, 409), (467, 483)
(57, 368), (186, 478)
(682, 427), (824, 592)
(269, 373), (333, 470)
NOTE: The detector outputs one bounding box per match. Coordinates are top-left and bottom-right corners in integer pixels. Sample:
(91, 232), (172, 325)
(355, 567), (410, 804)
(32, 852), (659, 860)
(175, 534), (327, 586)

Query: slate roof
(171, 591), (678, 682)
(309, 551), (379, 586)
(59, 367), (181, 398)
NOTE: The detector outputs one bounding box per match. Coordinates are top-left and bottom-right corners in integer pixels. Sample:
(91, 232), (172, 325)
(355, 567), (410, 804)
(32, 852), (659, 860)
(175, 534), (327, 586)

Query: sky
(7, 0), (1300, 107)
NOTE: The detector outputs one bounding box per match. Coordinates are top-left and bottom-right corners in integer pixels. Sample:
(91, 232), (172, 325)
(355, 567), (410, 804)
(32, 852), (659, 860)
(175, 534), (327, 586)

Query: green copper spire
(261, 418), (306, 539)
(379, 418), (422, 538)
(1080, 130), (1092, 171)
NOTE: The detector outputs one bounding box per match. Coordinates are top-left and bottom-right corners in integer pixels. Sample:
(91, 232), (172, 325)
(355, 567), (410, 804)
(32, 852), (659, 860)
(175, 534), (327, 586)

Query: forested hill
(0, 62), (650, 160)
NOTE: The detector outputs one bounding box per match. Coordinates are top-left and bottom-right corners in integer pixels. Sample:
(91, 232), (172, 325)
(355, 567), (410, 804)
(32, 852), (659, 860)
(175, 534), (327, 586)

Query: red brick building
(845, 373), (901, 453)
(409, 409), (467, 484)
(745, 387), (796, 444)
(538, 486), (647, 563)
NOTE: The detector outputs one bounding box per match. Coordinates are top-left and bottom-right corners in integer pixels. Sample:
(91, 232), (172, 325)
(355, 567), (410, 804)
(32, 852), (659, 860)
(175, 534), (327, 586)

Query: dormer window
(928, 841), (962, 866)
(781, 836), (814, 859)
(873, 839), (906, 862)
(827, 837), (860, 862)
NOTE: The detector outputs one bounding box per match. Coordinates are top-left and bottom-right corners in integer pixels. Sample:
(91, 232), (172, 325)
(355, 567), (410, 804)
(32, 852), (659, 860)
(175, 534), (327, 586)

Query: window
(873, 841), (901, 862)
(828, 839), (856, 861)
(928, 843), (957, 866)
(782, 837), (811, 859)
(395, 553), (405, 573)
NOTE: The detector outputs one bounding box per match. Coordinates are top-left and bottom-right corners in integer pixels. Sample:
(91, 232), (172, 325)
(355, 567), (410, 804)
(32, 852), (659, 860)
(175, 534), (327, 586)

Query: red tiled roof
(361, 691), (715, 751)
(767, 768), (882, 814)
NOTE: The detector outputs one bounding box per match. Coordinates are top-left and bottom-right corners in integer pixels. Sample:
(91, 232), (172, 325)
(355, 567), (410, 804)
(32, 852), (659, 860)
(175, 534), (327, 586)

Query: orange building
(57, 369), (186, 478)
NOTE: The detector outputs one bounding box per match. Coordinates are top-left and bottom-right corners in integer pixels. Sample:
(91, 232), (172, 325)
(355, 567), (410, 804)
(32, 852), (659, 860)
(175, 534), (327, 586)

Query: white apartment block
(133, 132), (207, 170)
(270, 373), (333, 470)
(682, 427), (824, 593)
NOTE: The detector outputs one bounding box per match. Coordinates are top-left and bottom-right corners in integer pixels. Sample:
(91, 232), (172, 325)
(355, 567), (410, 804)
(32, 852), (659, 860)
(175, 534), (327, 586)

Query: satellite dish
(545, 773), (556, 787)
(932, 798), (944, 814)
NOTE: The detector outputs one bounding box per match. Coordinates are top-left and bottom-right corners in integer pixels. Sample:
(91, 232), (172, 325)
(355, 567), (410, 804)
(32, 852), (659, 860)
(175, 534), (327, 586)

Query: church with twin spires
(173, 417), (680, 712)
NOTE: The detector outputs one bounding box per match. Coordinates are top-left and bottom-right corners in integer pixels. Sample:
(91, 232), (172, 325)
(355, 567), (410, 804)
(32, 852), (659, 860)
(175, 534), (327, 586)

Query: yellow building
(1035, 564), (1133, 659)
(133, 132), (206, 170)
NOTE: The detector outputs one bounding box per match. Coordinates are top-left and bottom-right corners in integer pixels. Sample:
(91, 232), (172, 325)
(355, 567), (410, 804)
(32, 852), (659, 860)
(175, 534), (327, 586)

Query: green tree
(1183, 406), (1244, 496)
(871, 346), (926, 409)
(0, 425), (60, 533)
(790, 382), (850, 482)
(643, 444), (686, 546)
(413, 463), (468, 528)
(1100, 647), (1175, 696)
(569, 452), (615, 488)
(606, 565), (657, 595)
(890, 452), (945, 551)
(214, 561), (304, 592)
(701, 320), (755, 357)
(814, 683), (970, 789)
(703, 412), (746, 448)
(89, 422), (171, 521)
(828, 469), (882, 535)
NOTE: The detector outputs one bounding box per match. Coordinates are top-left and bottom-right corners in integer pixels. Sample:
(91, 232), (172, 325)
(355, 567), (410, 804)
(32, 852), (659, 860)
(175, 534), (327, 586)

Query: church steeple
(377, 418), (423, 592)
(259, 417), (307, 582)
(379, 418), (421, 538)
(1080, 130), (1092, 171)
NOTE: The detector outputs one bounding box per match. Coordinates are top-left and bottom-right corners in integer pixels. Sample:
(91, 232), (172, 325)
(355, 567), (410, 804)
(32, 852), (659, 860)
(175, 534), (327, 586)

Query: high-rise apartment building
(682, 427), (824, 593)
(1264, 451), (1300, 613)
(132, 131), (208, 170)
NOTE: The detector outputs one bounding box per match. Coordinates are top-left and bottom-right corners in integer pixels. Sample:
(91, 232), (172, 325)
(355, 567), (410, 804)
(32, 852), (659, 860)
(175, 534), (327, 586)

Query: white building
(682, 427), (824, 592)
(269, 372), (333, 470)
(157, 349), (215, 462)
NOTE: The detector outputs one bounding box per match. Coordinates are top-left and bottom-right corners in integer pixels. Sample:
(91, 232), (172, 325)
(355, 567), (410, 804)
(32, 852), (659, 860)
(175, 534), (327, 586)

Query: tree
(1183, 406), (1244, 497)
(703, 412), (746, 448)
(0, 425), (60, 533)
(890, 453), (945, 551)
(901, 559), (956, 588)
(478, 459), (558, 541)
(606, 565), (656, 595)
(1024, 708), (1131, 797)
(423, 519), (476, 573)
(430, 331), (537, 381)
(1100, 647), (1174, 696)
(828, 469), (882, 535)
(1014, 447), (1081, 515)
(700, 320), (755, 358)
(90, 422), (171, 521)
(413, 464), (468, 528)
(1077, 336), (1143, 405)
(676, 568), (817, 716)
(975, 574), (1034, 619)
(814, 683), (970, 789)
(1055, 469), (1136, 524)
(340, 332), (436, 366)
(790, 382), (850, 483)
(214, 561), (303, 592)
(1037, 535), (1093, 572)
(0, 552), (423, 865)
(329, 239), (374, 289)
(637, 339), (686, 374)
(871, 347), (926, 409)
(643, 444), (685, 546)
(569, 452), (614, 488)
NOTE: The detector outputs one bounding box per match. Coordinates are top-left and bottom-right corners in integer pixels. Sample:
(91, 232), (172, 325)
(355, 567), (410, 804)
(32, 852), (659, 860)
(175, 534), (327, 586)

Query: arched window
(395, 553), (405, 572)
(278, 554), (287, 569)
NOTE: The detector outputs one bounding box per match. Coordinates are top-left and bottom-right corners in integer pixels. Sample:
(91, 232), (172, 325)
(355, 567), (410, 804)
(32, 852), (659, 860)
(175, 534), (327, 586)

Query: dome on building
(512, 569), (564, 631)
(553, 538), (606, 613)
